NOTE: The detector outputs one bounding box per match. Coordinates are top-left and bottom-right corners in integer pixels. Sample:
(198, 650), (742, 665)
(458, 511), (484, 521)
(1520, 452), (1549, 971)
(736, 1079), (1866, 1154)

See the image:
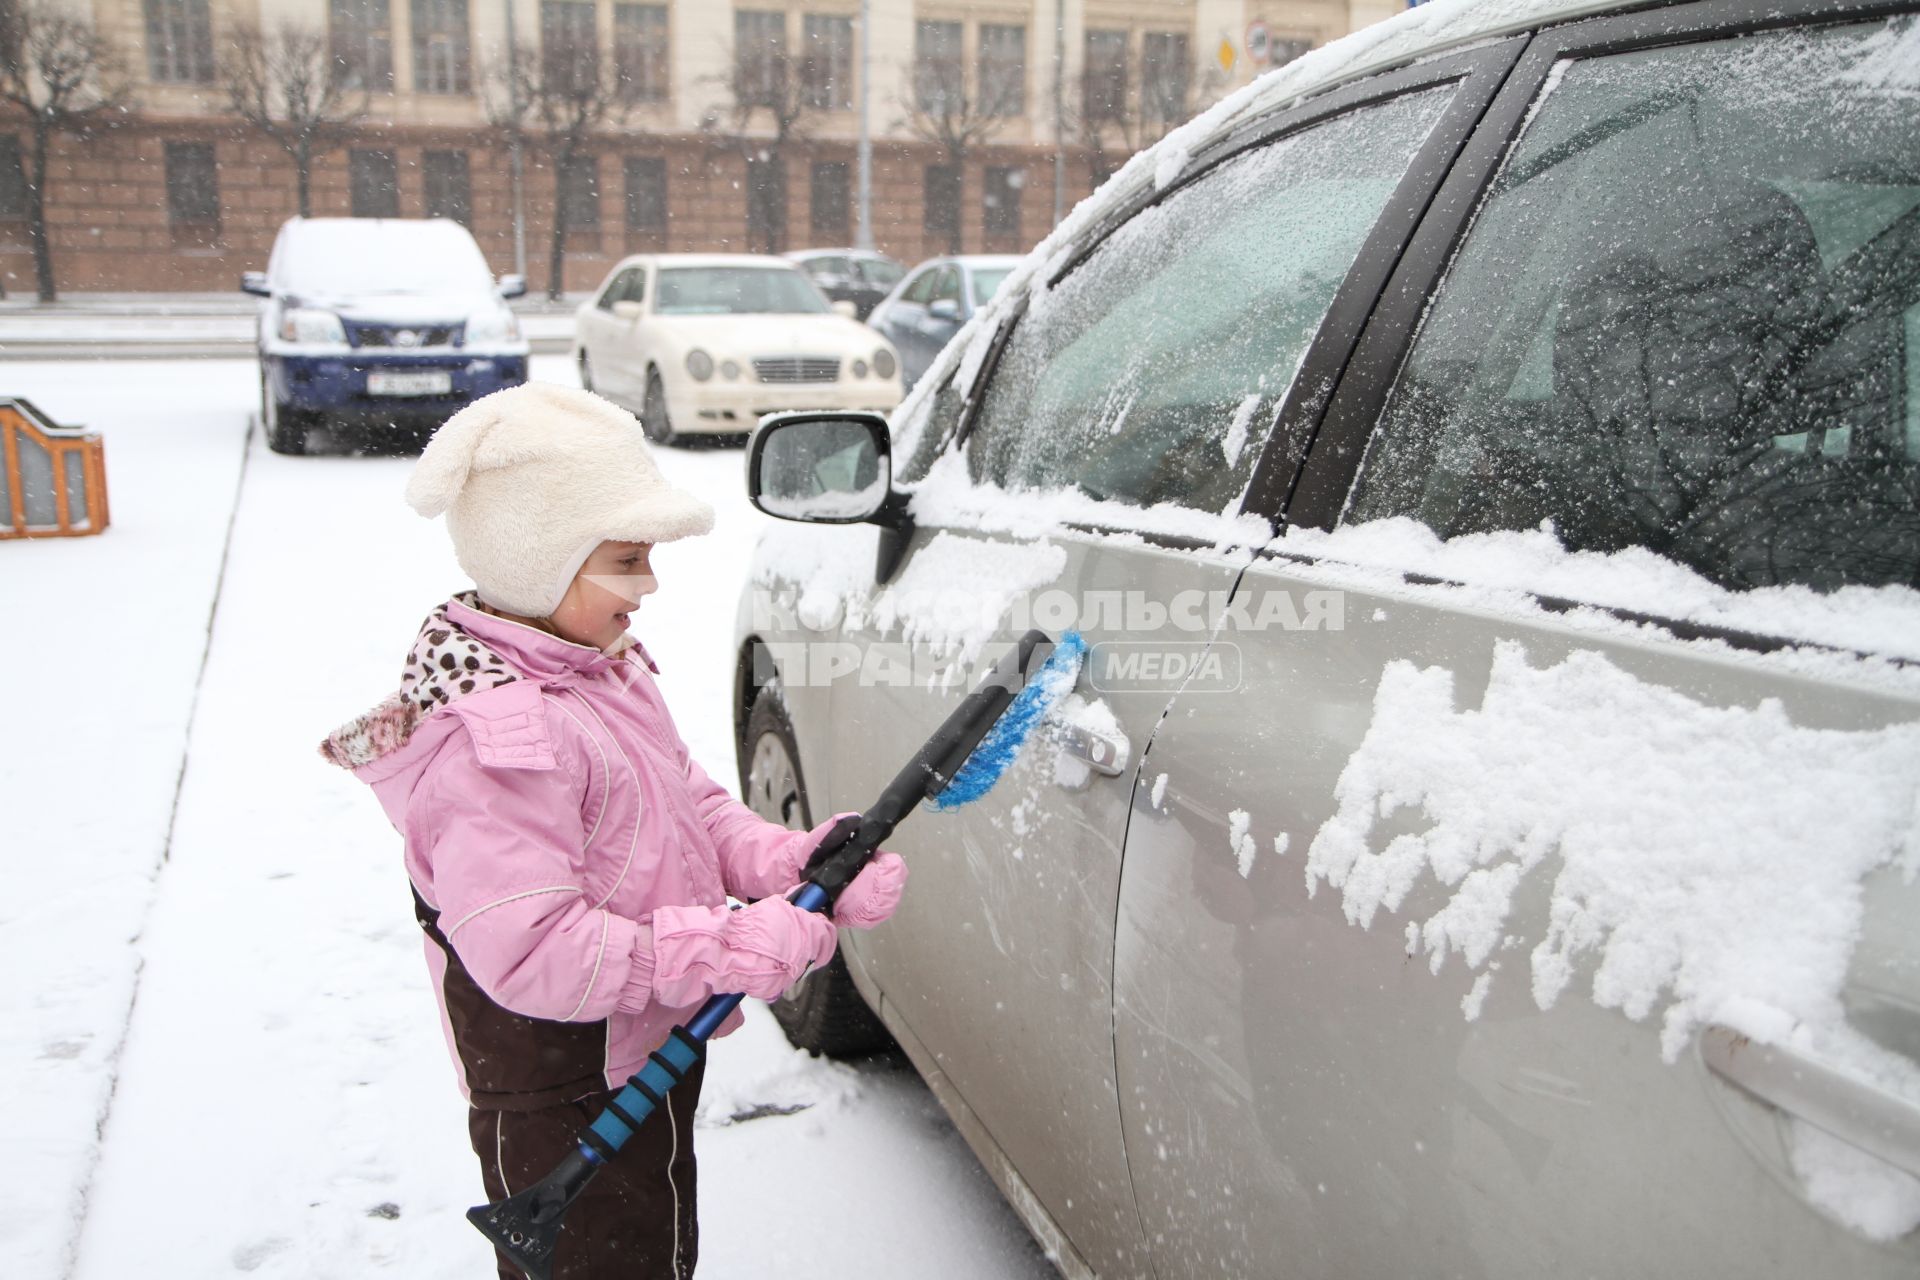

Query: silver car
(867, 254), (1021, 391)
(733, 0), (1920, 1274)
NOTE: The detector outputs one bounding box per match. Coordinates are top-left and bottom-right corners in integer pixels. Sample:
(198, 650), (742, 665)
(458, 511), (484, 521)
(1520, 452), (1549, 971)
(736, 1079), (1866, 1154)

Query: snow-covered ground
(0, 356), (1056, 1279)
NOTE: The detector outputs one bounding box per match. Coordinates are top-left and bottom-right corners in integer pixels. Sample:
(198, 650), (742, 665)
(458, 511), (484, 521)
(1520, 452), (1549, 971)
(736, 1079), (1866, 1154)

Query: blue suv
(243, 218), (530, 455)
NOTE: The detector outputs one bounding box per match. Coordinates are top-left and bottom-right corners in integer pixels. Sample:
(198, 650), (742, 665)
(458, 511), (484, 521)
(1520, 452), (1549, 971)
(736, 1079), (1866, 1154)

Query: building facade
(0, 0), (1398, 293)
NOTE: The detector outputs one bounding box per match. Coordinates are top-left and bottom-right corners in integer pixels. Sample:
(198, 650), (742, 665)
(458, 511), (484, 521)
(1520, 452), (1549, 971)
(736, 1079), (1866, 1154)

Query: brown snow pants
(467, 1061), (704, 1280)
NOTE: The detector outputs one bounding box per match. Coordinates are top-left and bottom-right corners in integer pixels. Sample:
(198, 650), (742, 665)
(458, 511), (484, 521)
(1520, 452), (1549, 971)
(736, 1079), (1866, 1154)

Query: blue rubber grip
(582, 1016), (713, 1158)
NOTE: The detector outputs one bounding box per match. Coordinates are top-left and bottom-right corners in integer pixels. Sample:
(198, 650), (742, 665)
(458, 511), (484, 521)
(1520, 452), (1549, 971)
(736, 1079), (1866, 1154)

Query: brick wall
(0, 116), (1106, 296)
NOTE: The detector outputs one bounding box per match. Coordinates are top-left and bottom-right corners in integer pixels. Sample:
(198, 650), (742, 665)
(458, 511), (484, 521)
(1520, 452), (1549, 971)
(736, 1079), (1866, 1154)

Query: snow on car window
(275, 220), (494, 296)
(655, 267), (831, 315)
(1305, 640), (1920, 1237)
(1348, 16), (1920, 596)
(962, 85), (1453, 515)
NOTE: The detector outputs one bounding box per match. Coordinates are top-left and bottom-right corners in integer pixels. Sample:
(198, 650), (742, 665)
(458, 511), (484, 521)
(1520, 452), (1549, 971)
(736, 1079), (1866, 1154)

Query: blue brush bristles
(931, 632), (1088, 811)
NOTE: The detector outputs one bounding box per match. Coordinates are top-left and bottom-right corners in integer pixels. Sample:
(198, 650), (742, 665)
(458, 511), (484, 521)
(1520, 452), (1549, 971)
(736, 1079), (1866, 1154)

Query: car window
(1345, 18), (1920, 593)
(902, 267), (939, 305)
(932, 268), (962, 305)
(596, 269), (637, 311)
(862, 259), (905, 288)
(964, 86), (1456, 512)
(809, 255), (853, 277)
(970, 267), (1012, 307)
(654, 267), (831, 315)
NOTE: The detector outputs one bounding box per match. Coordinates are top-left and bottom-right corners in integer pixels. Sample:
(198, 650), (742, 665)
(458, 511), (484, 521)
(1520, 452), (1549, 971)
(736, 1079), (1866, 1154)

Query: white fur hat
(406, 382), (714, 616)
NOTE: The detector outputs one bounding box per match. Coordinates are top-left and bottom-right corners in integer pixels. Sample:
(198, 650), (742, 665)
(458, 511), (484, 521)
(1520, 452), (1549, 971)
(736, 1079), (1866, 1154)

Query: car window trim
(935, 39), (1526, 539)
(1285, 0), (1920, 534)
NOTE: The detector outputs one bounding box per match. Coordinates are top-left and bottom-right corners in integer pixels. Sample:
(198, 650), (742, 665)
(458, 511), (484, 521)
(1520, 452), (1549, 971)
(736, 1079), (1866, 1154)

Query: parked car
(573, 254), (902, 443)
(242, 217), (528, 455)
(734, 1), (1920, 1277)
(867, 254), (1020, 390)
(785, 248), (907, 320)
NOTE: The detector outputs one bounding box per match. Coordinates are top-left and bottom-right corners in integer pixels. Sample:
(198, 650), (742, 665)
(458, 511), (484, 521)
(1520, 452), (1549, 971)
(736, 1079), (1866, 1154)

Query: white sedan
(573, 254), (903, 442)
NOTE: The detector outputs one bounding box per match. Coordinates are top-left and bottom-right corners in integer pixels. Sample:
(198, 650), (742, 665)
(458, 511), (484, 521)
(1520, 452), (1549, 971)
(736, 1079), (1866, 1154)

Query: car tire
(741, 685), (894, 1059)
(578, 352), (594, 392)
(262, 375), (308, 456)
(640, 368), (677, 445)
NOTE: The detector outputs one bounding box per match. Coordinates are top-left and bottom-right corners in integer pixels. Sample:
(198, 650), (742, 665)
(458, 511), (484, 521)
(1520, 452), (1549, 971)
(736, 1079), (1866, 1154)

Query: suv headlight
(279, 307), (346, 345)
(464, 306), (521, 345)
(686, 349), (714, 381)
(873, 347), (897, 380)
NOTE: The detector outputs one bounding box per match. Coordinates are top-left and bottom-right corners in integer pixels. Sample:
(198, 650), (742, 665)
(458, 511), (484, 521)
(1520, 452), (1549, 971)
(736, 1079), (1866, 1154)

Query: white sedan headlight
(279, 307), (345, 345)
(465, 306), (521, 345)
(686, 349), (715, 381)
(873, 347), (897, 380)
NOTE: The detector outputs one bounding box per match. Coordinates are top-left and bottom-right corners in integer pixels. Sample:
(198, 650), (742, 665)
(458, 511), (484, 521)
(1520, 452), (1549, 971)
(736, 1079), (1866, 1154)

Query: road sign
(1217, 36), (1236, 73)
(1246, 20), (1271, 65)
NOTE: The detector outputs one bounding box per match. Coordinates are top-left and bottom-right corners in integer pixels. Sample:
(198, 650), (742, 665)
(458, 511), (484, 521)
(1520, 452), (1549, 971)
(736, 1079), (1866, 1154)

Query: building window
(165, 141), (219, 225)
(145, 0), (214, 84)
(810, 161), (848, 238)
(349, 149), (400, 218)
(625, 155), (667, 230)
(0, 138), (26, 221)
(800, 14), (852, 111)
(923, 163), (958, 236)
(412, 0), (470, 95)
(540, 0), (598, 94)
(562, 154), (600, 229)
(1083, 28), (1128, 123)
(1272, 38), (1313, 67)
(746, 156), (785, 252)
(329, 0), (393, 92)
(1141, 32), (1189, 125)
(614, 4), (669, 103)
(423, 149), (471, 224)
(984, 165), (1021, 239)
(734, 10), (787, 110)
(979, 23), (1024, 117)
(914, 20), (962, 115)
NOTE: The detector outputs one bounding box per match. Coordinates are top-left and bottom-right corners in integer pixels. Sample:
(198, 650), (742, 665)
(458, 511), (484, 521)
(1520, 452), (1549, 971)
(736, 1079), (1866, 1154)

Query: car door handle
(1054, 723), (1130, 777)
(1699, 1024), (1920, 1180)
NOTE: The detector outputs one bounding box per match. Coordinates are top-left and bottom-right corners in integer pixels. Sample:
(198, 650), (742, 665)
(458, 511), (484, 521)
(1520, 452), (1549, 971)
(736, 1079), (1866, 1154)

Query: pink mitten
(832, 852), (908, 929)
(649, 897), (839, 1006)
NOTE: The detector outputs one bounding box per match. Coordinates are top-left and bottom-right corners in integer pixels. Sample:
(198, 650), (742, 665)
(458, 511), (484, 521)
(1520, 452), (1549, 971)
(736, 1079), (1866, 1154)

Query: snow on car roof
(635, 253), (801, 270)
(271, 217), (495, 295)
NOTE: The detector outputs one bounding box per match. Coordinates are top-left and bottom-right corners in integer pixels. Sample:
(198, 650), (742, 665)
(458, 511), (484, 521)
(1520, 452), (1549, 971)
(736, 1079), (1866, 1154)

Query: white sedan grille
(753, 356), (841, 384)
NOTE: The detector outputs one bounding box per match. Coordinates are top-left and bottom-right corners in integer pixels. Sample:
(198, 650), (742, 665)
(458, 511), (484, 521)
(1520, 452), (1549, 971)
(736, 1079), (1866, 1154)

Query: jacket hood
(319, 592), (656, 774)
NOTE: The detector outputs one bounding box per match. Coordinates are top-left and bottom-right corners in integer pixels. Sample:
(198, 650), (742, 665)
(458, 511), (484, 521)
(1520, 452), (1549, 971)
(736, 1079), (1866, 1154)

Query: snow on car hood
(653, 313), (886, 356)
(290, 290), (498, 325)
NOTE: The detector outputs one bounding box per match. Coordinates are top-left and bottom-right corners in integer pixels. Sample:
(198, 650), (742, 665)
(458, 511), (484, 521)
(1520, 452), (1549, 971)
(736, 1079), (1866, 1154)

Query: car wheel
(640, 368), (677, 445)
(741, 685), (894, 1058)
(262, 377), (308, 456)
(577, 352), (594, 392)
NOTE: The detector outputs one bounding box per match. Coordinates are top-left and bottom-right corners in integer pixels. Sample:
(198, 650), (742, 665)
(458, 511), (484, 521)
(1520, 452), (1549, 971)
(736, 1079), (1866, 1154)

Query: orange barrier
(1, 398), (109, 539)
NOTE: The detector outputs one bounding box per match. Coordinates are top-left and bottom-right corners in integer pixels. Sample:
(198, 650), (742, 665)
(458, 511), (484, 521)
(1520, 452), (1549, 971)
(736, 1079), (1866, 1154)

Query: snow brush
(468, 628), (1086, 1279)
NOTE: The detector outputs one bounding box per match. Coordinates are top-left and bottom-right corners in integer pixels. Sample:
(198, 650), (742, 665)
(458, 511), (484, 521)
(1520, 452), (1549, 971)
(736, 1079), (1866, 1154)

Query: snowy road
(1, 357), (1057, 1279)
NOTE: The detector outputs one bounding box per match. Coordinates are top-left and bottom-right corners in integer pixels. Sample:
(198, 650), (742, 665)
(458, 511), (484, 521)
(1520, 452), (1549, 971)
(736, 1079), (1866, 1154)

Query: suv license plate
(367, 370), (452, 396)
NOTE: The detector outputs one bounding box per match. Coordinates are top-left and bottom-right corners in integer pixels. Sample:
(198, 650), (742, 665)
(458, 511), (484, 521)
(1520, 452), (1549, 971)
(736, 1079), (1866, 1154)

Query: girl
(321, 382), (906, 1278)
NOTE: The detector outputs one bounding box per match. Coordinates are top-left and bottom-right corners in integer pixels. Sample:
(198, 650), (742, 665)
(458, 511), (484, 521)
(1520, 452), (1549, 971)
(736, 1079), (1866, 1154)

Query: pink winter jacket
(322, 593), (829, 1103)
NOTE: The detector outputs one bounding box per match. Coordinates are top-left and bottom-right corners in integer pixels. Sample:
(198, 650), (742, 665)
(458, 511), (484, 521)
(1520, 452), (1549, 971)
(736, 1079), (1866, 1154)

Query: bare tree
(0, 1), (132, 301)
(895, 49), (1019, 254)
(701, 31), (824, 255)
(1070, 61), (1142, 191)
(220, 21), (367, 219)
(486, 30), (642, 300)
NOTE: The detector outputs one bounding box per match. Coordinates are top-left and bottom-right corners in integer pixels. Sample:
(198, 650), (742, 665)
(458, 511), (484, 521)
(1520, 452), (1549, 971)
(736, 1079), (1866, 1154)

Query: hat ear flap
(405, 398), (500, 517)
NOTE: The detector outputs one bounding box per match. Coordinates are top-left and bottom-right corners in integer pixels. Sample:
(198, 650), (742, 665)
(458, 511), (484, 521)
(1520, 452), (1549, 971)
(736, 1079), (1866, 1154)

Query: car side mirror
(927, 298), (961, 322)
(831, 299), (859, 319)
(240, 271), (270, 297)
(748, 411), (894, 522)
(497, 274), (528, 299)
(611, 299), (644, 321)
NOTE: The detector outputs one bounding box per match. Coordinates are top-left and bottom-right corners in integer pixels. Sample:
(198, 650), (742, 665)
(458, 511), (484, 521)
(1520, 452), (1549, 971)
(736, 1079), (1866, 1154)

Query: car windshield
(970, 268), (1013, 306)
(655, 268), (830, 315)
(863, 259), (905, 287)
(277, 224), (494, 297)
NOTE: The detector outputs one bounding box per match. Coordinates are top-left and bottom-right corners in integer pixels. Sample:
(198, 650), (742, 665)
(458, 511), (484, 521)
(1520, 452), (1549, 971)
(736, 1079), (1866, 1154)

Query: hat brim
(597, 488), (716, 546)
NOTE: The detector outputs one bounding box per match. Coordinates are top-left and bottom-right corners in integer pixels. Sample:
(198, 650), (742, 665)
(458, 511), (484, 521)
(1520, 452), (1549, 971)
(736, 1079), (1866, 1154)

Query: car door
(584, 266), (644, 404)
(816, 48), (1512, 1277)
(908, 266), (964, 376)
(1120, 6), (1920, 1277)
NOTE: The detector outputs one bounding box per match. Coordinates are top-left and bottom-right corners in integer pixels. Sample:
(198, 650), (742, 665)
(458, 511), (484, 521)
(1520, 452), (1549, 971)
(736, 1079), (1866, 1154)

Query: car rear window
(1346, 17), (1920, 594)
